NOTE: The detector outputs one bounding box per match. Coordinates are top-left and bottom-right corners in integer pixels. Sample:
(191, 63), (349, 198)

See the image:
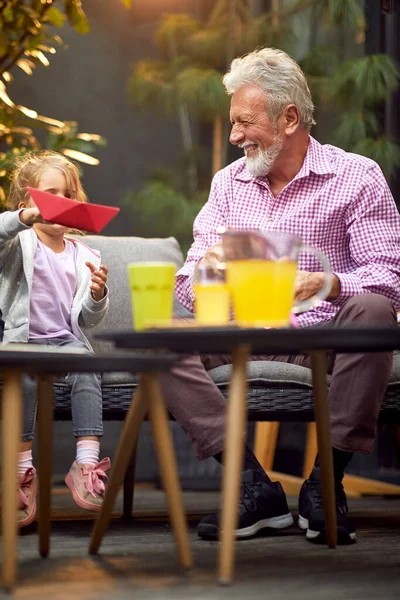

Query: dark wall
(365, 0), (400, 203)
(9, 0), (203, 235)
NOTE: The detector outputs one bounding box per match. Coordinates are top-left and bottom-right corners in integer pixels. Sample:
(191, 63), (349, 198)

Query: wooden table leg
(218, 344), (250, 585)
(123, 440), (138, 520)
(142, 373), (192, 570)
(1, 369), (22, 591)
(89, 386), (148, 555)
(37, 376), (54, 558)
(309, 351), (337, 548)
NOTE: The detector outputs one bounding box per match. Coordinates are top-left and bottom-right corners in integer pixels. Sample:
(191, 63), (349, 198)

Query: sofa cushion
(208, 360), (314, 388)
(208, 349), (400, 388)
(75, 235), (184, 353)
(97, 350), (400, 388)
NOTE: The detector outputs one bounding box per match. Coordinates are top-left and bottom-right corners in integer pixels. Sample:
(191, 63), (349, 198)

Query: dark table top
(0, 344), (179, 375)
(95, 325), (400, 355)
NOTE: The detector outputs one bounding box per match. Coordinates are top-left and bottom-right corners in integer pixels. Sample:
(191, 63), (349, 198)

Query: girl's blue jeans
(22, 336), (103, 442)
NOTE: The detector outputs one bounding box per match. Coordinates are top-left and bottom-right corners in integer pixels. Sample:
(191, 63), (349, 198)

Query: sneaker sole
(18, 478), (38, 528)
(65, 473), (102, 512)
(198, 513), (294, 540)
(298, 514), (356, 544)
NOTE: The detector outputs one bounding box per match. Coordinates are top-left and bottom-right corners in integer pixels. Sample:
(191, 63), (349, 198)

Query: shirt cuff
(331, 272), (365, 305)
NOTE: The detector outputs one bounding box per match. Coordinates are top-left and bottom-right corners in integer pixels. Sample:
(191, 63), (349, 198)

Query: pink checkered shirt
(175, 136), (400, 327)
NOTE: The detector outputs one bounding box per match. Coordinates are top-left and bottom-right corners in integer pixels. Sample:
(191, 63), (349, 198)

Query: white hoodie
(0, 209), (109, 349)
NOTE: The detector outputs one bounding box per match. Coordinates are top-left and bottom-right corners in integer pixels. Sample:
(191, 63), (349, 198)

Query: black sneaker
(197, 469), (294, 540)
(298, 468), (356, 544)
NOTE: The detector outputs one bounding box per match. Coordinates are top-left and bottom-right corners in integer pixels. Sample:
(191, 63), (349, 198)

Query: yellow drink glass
(127, 261), (176, 331)
(194, 262), (231, 325)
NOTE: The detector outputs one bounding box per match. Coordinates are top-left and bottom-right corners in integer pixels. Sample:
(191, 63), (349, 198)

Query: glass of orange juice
(194, 262), (231, 325)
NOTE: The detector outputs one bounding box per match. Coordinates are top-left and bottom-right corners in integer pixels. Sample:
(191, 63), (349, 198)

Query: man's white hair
(223, 47), (316, 130)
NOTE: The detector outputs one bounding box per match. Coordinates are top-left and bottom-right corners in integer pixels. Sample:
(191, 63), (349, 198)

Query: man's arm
(312, 164), (400, 308)
(175, 174), (228, 312)
(295, 164), (400, 307)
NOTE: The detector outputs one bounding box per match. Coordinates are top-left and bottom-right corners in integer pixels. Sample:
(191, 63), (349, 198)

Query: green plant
(128, 0), (399, 182)
(0, 0), (130, 203)
(121, 175), (207, 254)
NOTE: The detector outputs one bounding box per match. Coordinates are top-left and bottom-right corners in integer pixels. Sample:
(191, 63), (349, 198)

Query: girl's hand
(19, 206), (45, 226)
(86, 262), (108, 301)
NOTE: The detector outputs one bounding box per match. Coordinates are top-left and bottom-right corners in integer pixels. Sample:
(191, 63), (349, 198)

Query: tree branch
(0, 1), (53, 74)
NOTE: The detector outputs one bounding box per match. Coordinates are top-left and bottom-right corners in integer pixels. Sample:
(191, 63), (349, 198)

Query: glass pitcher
(220, 229), (332, 328)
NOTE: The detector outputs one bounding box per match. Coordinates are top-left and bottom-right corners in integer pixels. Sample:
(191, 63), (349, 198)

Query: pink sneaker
(17, 467), (38, 528)
(65, 458), (111, 512)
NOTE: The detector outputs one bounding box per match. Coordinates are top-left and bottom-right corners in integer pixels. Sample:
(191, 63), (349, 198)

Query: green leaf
(24, 34), (44, 51)
(122, 181), (200, 238)
(3, 6), (14, 23)
(330, 54), (400, 106)
(0, 32), (7, 57)
(334, 110), (380, 149)
(156, 14), (200, 56)
(300, 45), (339, 78)
(46, 7), (66, 28)
(65, 1), (90, 34)
(322, 0), (365, 33)
(129, 60), (180, 115)
(176, 67), (229, 119)
(61, 138), (97, 154)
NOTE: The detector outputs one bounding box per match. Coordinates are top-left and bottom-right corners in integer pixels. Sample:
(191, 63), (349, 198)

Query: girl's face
(31, 167), (74, 237)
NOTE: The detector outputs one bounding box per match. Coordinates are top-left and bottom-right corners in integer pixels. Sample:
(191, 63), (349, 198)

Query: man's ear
(283, 104), (301, 136)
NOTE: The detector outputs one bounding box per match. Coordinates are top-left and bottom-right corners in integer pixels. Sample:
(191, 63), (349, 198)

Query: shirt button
(269, 216), (274, 223)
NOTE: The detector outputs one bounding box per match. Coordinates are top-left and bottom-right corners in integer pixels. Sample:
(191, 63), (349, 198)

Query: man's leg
(158, 353), (293, 538)
(328, 293), (395, 454)
(298, 293), (396, 544)
(157, 353), (227, 461)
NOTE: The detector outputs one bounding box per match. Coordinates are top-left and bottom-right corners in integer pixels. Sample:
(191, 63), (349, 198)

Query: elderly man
(159, 47), (400, 545)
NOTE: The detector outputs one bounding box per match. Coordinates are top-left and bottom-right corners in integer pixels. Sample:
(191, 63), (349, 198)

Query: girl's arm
(0, 210), (31, 263)
(78, 261), (110, 329)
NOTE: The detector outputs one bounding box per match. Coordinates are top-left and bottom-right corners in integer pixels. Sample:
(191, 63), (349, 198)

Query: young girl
(1, 151), (110, 527)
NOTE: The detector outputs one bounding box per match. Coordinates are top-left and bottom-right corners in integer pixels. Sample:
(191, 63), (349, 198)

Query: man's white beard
(244, 136), (283, 177)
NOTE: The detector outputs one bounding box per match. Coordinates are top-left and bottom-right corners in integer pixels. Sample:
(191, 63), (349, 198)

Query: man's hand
(86, 262), (108, 301)
(294, 271), (340, 303)
(200, 241), (225, 266)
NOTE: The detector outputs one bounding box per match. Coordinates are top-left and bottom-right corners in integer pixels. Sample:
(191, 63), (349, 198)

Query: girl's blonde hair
(8, 150), (87, 211)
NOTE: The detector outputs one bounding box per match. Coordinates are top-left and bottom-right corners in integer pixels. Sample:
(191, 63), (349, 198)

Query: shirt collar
(234, 135), (336, 183)
(300, 136), (335, 177)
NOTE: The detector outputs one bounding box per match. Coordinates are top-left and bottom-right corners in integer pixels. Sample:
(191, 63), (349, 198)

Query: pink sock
(76, 440), (100, 466)
(18, 450), (33, 476)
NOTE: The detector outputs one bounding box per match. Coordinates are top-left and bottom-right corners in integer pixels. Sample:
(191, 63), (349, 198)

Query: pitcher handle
(292, 245), (333, 314)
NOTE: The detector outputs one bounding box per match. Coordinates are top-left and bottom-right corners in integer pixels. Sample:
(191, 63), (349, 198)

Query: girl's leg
(21, 373), (37, 451)
(66, 368), (103, 443)
(48, 337), (109, 511)
(46, 337), (104, 443)
(17, 374), (38, 527)
(20, 373), (36, 470)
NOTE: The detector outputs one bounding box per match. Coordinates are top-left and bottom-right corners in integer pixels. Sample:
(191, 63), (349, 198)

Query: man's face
(229, 84), (283, 177)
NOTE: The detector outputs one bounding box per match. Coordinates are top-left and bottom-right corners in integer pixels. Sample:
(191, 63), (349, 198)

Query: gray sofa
(54, 234), (400, 425)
